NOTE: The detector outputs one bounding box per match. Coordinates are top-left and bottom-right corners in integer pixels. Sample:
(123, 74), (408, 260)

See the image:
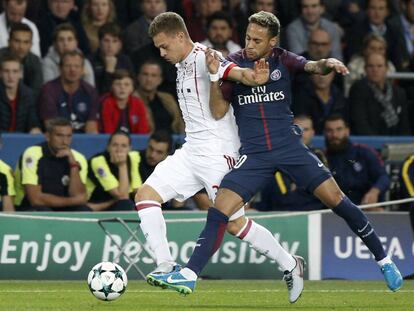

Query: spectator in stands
(344, 0), (403, 65)
(136, 59), (184, 134)
(0, 0), (41, 56)
(324, 114), (390, 208)
(87, 131), (140, 211)
(37, 0), (90, 57)
(81, 0), (116, 53)
(253, 115), (325, 211)
(0, 136), (15, 212)
(0, 54), (41, 133)
(345, 33), (396, 96)
(14, 118), (90, 211)
(42, 23), (95, 86)
(292, 70), (348, 134)
(185, 0), (230, 43)
(302, 28), (333, 61)
(123, 0), (167, 55)
(388, 0), (414, 71)
(90, 23), (134, 95)
(130, 41), (176, 96)
(138, 130), (172, 182)
(294, 28), (344, 93)
(38, 50), (99, 133)
(349, 53), (411, 135)
(201, 11), (241, 57)
(295, 115), (327, 164)
(286, 0), (343, 60)
(0, 23), (43, 96)
(100, 69), (150, 134)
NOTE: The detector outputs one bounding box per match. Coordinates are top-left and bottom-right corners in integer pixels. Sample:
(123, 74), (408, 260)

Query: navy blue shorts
(220, 130), (332, 203)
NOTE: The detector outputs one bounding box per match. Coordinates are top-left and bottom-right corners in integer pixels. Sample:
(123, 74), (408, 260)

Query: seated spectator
(286, 0), (343, 60)
(38, 50), (99, 133)
(138, 130), (172, 182)
(324, 114), (390, 208)
(123, 0), (167, 55)
(292, 71), (348, 134)
(253, 115), (325, 212)
(0, 0), (41, 56)
(89, 23), (134, 95)
(81, 0), (116, 53)
(136, 60), (184, 134)
(294, 115), (327, 164)
(130, 42), (176, 96)
(0, 138), (15, 212)
(294, 28), (344, 92)
(100, 69), (150, 134)
(387, 0), (414, 71)
(87, 131), (140, 211)
(349, 53), (411, 135)
(43, 23), (95, 86)
(0, 23), (43, 97)
(185, 0), (239, 44)
(0, 54), (40, 133)
(201, 11), (241, 57)
(345, 33), (396, 96)
(344, 0), (403, 66)
(37, 0), (90, 57)
(14, 118), (90, 211)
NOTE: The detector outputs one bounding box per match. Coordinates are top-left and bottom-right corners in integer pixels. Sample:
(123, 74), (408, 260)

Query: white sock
(137, 201), (173, 266)
(238, 219), (296, 271)
(377, 255), (392, 267)
(180, 268), (198, 281)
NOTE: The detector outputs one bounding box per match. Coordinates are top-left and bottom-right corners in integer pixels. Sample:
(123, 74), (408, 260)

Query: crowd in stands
(0, 0), (413, 213)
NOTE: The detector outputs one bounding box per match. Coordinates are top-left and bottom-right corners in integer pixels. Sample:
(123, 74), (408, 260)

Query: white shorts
(145, 145), (245, 221)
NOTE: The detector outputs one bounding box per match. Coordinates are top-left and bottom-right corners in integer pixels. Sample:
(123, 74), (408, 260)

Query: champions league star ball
(87, 262), (128, 301)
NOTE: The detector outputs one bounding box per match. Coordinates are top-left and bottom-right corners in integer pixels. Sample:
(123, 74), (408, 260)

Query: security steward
(0, 157), (15, 212)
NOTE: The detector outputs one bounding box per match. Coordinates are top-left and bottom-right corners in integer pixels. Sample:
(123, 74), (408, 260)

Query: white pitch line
(0, 289), (413, 293)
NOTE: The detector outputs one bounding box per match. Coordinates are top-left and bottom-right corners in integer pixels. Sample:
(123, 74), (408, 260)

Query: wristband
(209, 72), (220, 82)
(70, 162), (81, 170)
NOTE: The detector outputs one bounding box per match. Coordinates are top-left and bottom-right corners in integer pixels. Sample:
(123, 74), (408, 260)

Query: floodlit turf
(0, 280), (413, 311)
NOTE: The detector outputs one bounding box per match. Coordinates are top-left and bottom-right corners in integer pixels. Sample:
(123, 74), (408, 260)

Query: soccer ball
(87, 261), (128, 301)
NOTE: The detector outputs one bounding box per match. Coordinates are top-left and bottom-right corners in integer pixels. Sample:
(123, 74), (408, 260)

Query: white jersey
(175, 42), (240, 156)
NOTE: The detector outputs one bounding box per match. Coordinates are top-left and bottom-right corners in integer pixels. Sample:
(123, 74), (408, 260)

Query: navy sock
(332, 196), (386, 261)
(186, 208), (229, 276)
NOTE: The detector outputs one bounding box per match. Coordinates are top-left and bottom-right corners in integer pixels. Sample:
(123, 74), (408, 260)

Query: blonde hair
(81, 0), (116, 25)
(248, 11), (280, 37)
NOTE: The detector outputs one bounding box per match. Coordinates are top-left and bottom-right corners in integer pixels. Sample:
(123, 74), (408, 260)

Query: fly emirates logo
(237, 85), (285, 106)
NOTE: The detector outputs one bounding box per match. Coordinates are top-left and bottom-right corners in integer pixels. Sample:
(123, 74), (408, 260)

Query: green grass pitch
(0, 280), (413, 310)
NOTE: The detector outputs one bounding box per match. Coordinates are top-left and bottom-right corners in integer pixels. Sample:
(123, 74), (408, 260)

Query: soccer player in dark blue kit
(149, 11), (403, 301)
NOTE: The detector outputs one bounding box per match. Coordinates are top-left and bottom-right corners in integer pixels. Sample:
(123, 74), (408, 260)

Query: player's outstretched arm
(228, 59), (269, 86)
(305, 58), (349, 76)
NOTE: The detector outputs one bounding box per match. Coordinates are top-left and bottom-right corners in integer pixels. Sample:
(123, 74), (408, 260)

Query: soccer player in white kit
(135, 12), (301, 296)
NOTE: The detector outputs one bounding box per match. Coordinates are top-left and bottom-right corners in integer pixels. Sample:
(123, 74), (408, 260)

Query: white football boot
(283, 255), (305, 303)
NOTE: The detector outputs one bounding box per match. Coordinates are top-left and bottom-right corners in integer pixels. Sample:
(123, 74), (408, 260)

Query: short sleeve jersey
(175, 42), (240, 156)
(87, 150), (142, 202)
(224, 47), (308, 154)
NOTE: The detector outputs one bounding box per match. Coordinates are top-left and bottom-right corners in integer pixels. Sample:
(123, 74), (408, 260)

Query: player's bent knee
(135, 184), (162, 203)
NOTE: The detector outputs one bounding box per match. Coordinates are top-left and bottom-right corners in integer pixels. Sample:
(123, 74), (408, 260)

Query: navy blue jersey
(224, 47), (308, 154)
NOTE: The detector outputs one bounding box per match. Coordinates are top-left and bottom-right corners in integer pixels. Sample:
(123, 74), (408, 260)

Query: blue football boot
(146, 270), (196, 296)
(381, 262), (403, 292)
(146, 262), (181, 288)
